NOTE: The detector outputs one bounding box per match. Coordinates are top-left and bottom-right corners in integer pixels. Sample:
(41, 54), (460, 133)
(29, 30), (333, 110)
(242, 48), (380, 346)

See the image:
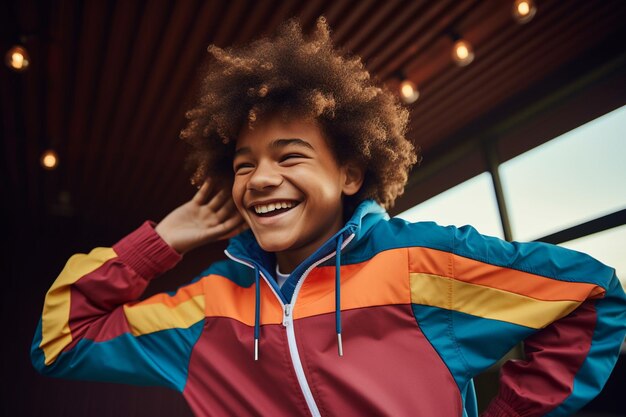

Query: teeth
(254, 201), (295, 214)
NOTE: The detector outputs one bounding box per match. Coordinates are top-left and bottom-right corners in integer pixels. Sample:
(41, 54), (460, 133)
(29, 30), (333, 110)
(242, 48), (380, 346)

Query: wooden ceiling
(2, 0), (626, 236)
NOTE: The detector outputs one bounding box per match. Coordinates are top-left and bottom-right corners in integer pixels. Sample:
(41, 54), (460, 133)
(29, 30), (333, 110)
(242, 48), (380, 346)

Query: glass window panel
(559, 224), (626, 290)
(499, 105), (626, 241)
(396, 172), (504, 238)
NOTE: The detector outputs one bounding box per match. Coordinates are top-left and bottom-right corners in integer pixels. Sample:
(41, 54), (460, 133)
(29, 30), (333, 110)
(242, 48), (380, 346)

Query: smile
(252, 200), (299, 217)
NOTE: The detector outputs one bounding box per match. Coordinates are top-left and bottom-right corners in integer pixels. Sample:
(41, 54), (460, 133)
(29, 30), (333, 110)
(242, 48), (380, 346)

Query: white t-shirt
(275, 265), (289, 288)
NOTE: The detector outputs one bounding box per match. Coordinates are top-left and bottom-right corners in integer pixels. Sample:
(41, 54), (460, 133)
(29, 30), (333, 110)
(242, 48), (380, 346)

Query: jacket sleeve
(446, 225), (626, 417)
(30, 221), (206, 392)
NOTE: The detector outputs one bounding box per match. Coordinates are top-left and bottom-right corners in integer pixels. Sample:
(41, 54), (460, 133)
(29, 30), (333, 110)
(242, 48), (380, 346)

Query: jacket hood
(225, 199), (388, 278)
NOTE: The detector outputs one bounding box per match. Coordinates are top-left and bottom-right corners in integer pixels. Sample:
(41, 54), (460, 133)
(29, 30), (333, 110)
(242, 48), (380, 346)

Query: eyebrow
(234, 138), (314, 157)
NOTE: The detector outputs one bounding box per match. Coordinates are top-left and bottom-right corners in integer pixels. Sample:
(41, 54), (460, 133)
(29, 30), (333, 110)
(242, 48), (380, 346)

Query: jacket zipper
(225, 233), (355, 417)
(281, 302), (320, 416)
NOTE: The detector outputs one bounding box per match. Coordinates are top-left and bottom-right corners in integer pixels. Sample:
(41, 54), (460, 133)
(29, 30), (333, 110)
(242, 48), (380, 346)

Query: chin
(253, 233), (294, 254)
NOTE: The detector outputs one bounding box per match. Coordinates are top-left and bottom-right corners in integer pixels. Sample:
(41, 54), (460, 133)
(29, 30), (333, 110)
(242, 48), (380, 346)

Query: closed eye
(234, 162), (254, 173)
(280, 153), (309, 162)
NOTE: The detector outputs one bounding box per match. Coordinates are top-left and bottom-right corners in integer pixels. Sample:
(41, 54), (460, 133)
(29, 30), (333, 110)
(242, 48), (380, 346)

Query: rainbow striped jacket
(32, 200), (626, 417)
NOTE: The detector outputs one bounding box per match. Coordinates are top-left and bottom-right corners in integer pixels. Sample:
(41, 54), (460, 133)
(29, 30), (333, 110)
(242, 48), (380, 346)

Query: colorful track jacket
(32, 200), (626, 417)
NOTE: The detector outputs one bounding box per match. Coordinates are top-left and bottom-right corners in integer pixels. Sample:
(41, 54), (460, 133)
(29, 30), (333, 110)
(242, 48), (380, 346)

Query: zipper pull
(283, 304), (292, 327)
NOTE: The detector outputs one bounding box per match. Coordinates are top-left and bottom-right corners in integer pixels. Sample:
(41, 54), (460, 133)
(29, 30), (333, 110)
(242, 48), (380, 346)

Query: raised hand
(155, 180), (248, 254)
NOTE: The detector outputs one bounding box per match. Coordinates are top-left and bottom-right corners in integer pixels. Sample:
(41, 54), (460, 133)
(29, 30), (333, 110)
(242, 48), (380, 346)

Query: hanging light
(5, 45), (30, 72)
(41, 150), (59, 170)
(512, 0), (537, 24)
(399, 78), (419, 104)
(451, 37), (475, 67)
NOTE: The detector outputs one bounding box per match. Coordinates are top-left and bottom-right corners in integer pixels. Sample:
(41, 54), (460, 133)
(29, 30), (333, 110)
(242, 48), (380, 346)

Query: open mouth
(252, 201), (299, 217)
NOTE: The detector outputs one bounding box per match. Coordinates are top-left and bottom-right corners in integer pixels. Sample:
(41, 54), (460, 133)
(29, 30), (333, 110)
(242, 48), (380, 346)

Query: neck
(275, 218), (345, 274)
(275, 246), (315, 274)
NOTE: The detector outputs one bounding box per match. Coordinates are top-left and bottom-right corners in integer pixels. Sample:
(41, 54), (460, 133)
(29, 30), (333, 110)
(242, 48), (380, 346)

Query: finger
(213, 198), (239, 222)
(206, 188), (231, 211)
(216, 213), (247, 238)
(192, 179), (212, 204)
(199, 197), (237, 228)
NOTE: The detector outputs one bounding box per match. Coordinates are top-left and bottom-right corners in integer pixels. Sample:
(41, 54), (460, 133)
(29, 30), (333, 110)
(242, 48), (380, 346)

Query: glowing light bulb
(5, 45), (30, 72)
(399, 79), (419, 104)
(456, 44), (469, 60)
(513, 0), (537, 24)
(12, 52), (23, 66)
(452, 39), (474, 67)
(41, 150), (59, 170)
(518, 2), (529, 15)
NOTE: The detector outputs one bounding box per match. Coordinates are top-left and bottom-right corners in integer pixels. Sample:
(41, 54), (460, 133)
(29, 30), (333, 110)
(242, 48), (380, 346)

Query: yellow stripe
(124, 294), (206, 336)
(410, 273), (581, 329)
(41, 247), (117, 365)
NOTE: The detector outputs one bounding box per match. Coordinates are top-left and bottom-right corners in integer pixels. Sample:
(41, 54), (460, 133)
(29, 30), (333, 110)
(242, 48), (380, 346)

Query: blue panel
(31, 319), (204, 393)
(411, 304), (534, 385)
(451, 225), (616, 288)
(201, 259), (255, 287)
(462, 379), (478, 417)
(411, 304), (468, 388)
(452, 308), (534, 376)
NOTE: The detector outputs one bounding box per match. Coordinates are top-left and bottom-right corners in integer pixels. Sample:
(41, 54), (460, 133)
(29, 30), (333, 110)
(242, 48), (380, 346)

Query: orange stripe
(295, 249), (411, 319)
(130, 250), (411, 329)
(407, 247), (603, 302)
(202, 275), (283, 326)
(126, 274), (284, 334)
(160, 249), (411, 326)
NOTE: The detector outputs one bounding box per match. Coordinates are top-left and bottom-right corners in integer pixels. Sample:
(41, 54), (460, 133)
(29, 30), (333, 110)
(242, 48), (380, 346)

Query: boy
(32, 18), (626, 417)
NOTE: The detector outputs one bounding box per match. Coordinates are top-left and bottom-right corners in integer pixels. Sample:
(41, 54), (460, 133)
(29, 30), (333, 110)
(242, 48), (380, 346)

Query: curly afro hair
(180, 17), (419, 210)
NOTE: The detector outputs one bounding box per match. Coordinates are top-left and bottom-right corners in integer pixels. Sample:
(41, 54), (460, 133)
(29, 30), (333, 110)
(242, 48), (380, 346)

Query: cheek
(316, 186), (340, 204)
(314, 172), (343, 200)
(231, 181), (245, 211)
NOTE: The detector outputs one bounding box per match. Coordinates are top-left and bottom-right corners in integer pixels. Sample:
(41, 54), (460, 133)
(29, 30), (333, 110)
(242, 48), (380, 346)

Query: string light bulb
(451, 38), (475, 67)
(399, 79), (419, 104)
(512, 0), (537, 24)
(5, 45), (30, 72)
(41, 150), (59, 170)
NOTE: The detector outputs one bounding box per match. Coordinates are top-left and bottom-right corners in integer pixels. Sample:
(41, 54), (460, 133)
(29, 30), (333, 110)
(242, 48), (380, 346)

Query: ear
(341, 161), (365, 196)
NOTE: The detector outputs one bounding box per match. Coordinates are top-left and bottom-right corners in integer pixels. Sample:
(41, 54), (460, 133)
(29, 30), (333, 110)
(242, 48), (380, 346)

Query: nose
(248, 160), (282, 191)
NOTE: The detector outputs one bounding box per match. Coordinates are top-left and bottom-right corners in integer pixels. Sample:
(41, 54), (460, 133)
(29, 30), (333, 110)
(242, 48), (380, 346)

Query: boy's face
(232, 115), (362, 272)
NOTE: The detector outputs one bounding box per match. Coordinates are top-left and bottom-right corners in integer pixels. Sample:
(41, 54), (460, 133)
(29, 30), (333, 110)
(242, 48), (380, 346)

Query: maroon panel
(67, 261), (140, 346)
(184, 318), (311, 417)
(66, 222), (180, 345)
(184, 305), (463, 416)
(295, 304), (463, 417)
(67, 295), (131, 348)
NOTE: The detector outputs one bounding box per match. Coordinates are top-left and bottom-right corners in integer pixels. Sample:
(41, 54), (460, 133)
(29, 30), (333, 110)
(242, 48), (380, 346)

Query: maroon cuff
(481, 397), (521, 417)
(112, 221), (182, 280)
